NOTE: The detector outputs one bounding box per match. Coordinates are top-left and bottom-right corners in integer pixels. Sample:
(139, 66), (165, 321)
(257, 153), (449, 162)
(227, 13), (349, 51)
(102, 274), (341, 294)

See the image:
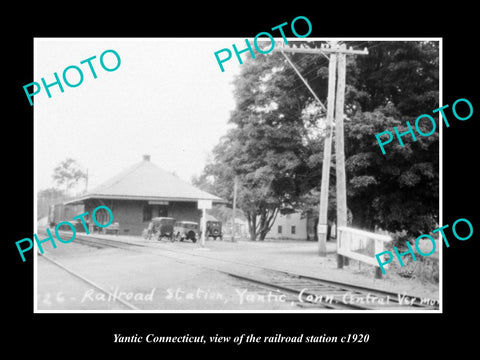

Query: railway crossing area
(35, 228), (439, 312)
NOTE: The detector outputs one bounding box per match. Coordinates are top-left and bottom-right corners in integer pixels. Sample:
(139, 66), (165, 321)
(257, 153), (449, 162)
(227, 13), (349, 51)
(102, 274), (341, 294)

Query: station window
(278, 225), (282, 234)
(291, 226), (296, 234)
(158, 205), (168, 217)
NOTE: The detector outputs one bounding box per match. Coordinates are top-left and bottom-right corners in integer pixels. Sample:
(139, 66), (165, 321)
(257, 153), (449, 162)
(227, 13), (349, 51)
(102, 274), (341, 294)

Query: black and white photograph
(33, 38), (441, 313)
(6, 7), (478, 354)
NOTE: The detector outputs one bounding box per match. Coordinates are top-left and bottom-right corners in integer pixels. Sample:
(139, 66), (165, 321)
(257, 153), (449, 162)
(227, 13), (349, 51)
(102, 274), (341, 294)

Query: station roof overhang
(65, 194), (228, 206)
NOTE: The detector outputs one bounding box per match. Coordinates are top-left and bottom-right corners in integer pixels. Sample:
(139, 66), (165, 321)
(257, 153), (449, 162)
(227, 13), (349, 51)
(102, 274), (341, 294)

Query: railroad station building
(66, 155), (224, 235)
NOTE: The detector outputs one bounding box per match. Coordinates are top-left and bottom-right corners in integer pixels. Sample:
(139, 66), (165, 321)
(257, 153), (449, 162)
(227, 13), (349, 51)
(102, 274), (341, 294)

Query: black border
(6, 6), (478, 354)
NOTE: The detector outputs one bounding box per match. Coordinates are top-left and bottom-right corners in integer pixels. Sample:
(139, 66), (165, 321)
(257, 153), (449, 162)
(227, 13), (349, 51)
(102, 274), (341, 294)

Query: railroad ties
(38, 231), (439, 311)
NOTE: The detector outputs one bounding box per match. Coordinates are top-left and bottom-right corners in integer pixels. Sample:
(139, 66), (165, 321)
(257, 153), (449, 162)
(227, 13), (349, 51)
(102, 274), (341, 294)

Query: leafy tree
(343, 41), (439, 238)
(284, 41), (439, 239)
(344, 107), (438, 238)
(197, 132), (280, 241)
(196, 52), (321, 240)
(52, 158), (87, 197)
(197, 40), (439, 242)
(347, 41), (439, 115)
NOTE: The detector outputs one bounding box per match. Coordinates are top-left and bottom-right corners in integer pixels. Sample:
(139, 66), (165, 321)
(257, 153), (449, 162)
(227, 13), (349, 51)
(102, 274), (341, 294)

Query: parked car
(142, 217), (176, 241)
(174, 221), (199, 243)
(205, 220), (223, 240)
(92, 221), (120, 235)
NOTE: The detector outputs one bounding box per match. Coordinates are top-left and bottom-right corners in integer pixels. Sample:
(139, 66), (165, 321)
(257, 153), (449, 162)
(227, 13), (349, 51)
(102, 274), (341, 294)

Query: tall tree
(288, 41), (439, 239)
(52, 158), (87, 197)
(197, 41), (439, 242)
(198, 52), (319, 240)
(343, 41), (439, 238)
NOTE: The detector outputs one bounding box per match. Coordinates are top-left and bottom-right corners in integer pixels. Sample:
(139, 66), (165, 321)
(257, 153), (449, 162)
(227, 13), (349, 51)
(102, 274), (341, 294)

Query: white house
(266, 211), (308, 241)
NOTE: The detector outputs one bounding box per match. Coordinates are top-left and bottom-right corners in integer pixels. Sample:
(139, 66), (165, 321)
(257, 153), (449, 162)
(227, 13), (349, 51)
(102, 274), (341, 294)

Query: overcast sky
(35, 38), (242, 194)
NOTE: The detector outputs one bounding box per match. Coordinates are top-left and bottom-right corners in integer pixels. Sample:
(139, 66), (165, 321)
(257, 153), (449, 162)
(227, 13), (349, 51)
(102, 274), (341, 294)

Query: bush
(388, 251), (439, 283)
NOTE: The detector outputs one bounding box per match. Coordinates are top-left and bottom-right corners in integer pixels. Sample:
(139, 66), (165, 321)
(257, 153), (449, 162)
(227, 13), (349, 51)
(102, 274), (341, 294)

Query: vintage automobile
(93, 222), (120, 235)
(174, 221), (199, 243)
(142, 217), (176, 241)
(205, 220), (223, 240)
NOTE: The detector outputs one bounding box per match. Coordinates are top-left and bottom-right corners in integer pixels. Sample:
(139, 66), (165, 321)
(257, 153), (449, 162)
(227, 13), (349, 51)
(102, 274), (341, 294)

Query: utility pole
(334, 46), (347, 267)
(273, 41), (368, 262)
(317, 50), (337, 256)
(85, 168), (89, 193)
(201, 207), (206, 247)
(231, 175), (238, 242)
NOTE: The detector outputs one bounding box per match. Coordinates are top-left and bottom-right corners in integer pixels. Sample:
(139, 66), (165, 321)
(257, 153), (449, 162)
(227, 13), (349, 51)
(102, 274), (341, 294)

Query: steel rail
(39, 252), (140, 310)
(44, 231), (439, 310)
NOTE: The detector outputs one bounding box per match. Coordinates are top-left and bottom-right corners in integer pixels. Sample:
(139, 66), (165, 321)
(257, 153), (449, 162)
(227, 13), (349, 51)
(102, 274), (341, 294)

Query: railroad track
(71, 235), (146, 250)
(39, 252), (140, 310)
(40, 230), (440, 311)
(224, 270), (437, 310)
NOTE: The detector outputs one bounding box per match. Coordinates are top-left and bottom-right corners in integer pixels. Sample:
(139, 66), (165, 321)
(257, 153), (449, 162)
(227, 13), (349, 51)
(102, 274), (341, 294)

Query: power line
(272, 41), (368, 262)
(279, 51), (326, 111)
